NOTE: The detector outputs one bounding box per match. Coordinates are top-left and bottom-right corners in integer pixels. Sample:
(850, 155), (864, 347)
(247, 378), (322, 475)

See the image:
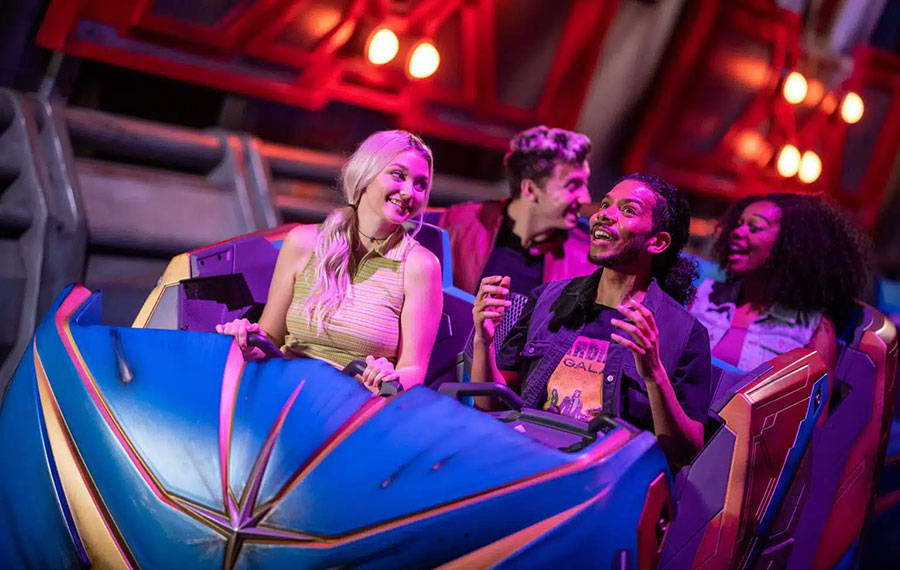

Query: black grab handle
(377, 380), (403, 397)
(342, 359), (403, 397)
(247, 332), (283, 359)
(438, 382), (524, 411)
(341, 359), (367, 377)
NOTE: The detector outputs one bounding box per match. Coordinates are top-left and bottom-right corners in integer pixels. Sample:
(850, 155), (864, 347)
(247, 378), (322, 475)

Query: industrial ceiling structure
(37, 0), (620, 150)
(35, 0), (900, 226)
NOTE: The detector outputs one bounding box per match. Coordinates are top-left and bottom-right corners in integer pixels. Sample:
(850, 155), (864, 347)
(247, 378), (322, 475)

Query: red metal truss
(624, 0), (900, 227)
(36, 0), (621, 150)
(835, 47), (900, 227)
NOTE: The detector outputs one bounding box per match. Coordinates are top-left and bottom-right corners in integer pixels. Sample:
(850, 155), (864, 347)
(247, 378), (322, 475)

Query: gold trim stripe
(35, 345), (133, 570)
(436, 494), (601, 569)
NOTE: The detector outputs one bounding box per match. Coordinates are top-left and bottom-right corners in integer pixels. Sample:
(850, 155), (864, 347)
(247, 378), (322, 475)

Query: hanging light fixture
(776, 144), (801, 177)
(840, 91), (864, 124)
(366, 27), (399, 65)
(783, 72), (808, 104)
(408, 40), (440, 79)
(798, 150), (822, 183)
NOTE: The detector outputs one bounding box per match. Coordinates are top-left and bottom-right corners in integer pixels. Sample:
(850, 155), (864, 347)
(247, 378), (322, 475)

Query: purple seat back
(660, 303), (898, 569)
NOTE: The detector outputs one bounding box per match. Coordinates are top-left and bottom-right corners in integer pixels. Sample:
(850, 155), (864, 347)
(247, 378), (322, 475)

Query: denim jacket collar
(707, 279), (802, 325)
(549, 268), (667, 329)
(520, 271), (694, 412)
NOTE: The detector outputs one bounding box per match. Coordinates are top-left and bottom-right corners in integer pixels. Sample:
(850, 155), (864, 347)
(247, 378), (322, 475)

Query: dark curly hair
(712, 193), (872, 325)
(504, 126), (591, 198)
(623, 172), (697, 305)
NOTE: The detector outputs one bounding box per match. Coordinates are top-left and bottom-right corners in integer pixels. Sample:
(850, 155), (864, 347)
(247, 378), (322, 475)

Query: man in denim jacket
(472, 173), (712, 467)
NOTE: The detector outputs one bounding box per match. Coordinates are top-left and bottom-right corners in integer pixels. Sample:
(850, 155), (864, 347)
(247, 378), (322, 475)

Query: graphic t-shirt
(544, 304), (621, 421)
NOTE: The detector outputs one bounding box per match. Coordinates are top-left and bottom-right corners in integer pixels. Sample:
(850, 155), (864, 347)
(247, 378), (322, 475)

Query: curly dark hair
(712, 193), (872, 324)
(621, 172), (697, 305)
(504, 126), (591, 198)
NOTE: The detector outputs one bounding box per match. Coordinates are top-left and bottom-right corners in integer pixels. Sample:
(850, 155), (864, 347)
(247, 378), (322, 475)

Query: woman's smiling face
(358, 149), (432, 226)
(727, 200), (782, 276)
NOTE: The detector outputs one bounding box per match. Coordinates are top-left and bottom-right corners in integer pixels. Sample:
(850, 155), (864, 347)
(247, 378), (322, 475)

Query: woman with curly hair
(217, 130), (443, 392)
(690, 193), (872, 372)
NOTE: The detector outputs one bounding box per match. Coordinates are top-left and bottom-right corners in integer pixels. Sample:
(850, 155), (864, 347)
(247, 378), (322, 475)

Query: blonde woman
(217, 131), (442, 392)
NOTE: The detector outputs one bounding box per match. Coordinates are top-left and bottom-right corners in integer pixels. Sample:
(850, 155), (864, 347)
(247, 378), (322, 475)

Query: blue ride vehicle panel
(0, 281), (673, 569)
(3, 223), (896, 569)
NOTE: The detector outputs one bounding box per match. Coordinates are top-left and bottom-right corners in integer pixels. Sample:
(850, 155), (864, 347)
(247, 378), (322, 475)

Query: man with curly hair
(471, 173), (712, 467)
(437, 126), (596, 295)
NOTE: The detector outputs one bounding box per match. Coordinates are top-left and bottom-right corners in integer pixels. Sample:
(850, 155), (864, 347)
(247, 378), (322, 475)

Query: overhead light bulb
(366, 27), (399, 65)
(840, 91), (864, 124)
(783, 72), (808, 104)
(798, 150), (822, 183)
(408, 41), (440, 79)
(776, 144), (801, 177)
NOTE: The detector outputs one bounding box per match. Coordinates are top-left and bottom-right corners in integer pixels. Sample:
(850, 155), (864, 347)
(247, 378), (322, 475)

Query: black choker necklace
(358, 228), (393, 241)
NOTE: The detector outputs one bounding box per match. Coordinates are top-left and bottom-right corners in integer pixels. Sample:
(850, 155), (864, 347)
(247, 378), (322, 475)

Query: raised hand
(473, 275), (512, 344)
(610, 298), (664, 382)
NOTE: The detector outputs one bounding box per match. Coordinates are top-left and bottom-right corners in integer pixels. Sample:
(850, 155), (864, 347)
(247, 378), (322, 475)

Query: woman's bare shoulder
(282, 224), (320, 255)
(404, 243), (441, 285)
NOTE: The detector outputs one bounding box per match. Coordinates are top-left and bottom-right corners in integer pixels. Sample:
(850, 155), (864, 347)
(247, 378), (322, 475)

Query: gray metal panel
(207, 130), (263, 233)
(83, 253), (171, 327)
(76, 158), (248, 253)
(0, 241), (27, 353)
(145, 284), (181, 330)
(29, 96), (88, 320)
(65, 105), (222, 174)
(59, 107), (264, 325)
(0, 89), (48, 397)
(237, 133), (281, 229)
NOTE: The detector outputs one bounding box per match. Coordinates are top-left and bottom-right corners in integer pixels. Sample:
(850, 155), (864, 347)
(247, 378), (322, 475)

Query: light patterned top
(282, 231), (417, 368)
(690, 278), (822, 371)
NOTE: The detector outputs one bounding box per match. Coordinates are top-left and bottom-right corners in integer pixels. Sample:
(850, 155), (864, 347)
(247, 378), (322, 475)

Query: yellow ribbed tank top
(282, 232), (417, 368)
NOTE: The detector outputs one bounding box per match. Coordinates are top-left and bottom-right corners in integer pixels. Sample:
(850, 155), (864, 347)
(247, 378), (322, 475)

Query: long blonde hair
(302, 130), (433, 332)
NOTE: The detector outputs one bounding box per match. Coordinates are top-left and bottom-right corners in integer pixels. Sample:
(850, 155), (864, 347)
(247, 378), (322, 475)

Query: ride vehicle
(0, 224), (673, 569)
(0, 224), (894, 569)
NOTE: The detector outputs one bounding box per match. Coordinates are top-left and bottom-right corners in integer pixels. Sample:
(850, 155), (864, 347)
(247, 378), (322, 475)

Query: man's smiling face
(588, 179), (663, 269)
